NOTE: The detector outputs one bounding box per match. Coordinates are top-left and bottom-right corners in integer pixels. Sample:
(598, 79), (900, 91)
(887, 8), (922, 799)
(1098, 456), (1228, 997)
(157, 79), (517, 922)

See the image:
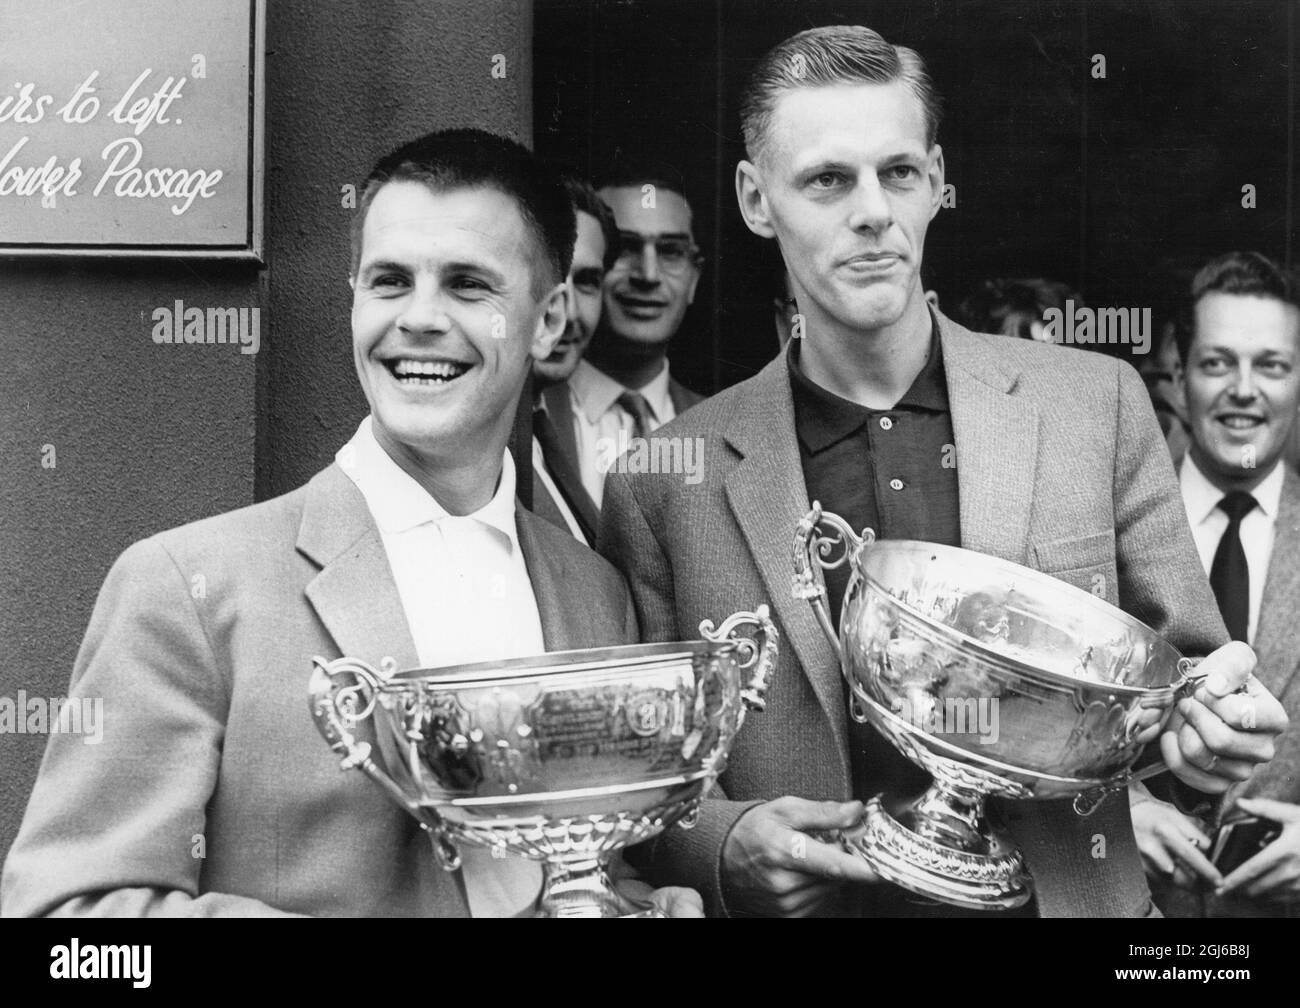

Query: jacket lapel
(1253, 466), (1300, 699)
(517, 510), (579, 651)
(937, 314), (1039, 564)
(532, 405), (600, 543)
(298, 464), (420, 671)
(669, 376), (704, 415)
(722, 352), (848, 758)
(296, 462), (468, 914)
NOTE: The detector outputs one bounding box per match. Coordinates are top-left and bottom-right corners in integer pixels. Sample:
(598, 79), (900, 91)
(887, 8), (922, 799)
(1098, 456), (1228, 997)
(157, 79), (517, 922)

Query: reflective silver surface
(309, 607), (777, 918)
(793, 505), (1197, 909)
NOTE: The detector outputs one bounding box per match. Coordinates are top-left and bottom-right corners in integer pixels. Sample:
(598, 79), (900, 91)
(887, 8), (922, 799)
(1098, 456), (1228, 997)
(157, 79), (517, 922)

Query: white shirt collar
(569, 358), (673, 426)
(1180, 452), (1285, 526)
(336, 416), (520, 549)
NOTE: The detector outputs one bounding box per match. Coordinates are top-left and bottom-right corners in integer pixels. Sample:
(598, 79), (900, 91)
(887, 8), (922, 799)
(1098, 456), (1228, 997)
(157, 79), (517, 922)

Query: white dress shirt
(567, 358), (676, 507)
(1179, 454), (1284, 644)
(337, 416), (544, 917)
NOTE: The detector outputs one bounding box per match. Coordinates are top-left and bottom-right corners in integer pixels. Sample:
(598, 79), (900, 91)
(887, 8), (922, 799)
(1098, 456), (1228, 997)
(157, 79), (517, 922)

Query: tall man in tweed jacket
(599, 26), (1287, 917)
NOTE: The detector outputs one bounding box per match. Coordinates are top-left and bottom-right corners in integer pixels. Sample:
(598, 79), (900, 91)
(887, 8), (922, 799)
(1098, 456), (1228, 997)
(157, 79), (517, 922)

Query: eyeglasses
(610, 231), (702, 276)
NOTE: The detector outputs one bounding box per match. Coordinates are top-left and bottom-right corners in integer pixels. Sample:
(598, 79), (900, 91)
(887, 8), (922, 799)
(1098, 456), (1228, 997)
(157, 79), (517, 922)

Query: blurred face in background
(534, 208), (606, 387)
(1141, 324), (1187, 423)
(597, 185), (700, 352)
(1181, 291), (1300, 489)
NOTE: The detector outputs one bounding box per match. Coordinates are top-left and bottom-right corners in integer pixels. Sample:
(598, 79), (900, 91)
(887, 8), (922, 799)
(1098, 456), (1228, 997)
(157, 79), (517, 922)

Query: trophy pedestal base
(534, 858), (666, 918)
(847, 795), (1031, 911)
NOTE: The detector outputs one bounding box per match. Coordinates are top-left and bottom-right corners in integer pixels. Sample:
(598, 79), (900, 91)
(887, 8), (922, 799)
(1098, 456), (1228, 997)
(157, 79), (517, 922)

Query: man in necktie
(1131, 250), (1300, 917)
(528, 175), (616, 543)
(567, 167), (706, 507)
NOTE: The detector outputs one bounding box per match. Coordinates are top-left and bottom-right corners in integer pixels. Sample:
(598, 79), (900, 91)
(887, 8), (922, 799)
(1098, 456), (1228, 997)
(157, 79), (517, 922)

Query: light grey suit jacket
(600, 310), (1228, 917)
(1239, 466), (1300, 802)
(1157, 463), (1300, 917)
(1, 463), (636, 917)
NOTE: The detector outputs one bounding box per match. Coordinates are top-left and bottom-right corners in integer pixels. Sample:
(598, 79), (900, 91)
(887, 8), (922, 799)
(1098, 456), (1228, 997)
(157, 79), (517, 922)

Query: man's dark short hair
(562, 173), (620, 272)
(955, 278), (1080, 339)
(594, 166), (694, 223)
(740, 25), (943, 163)
(1175, 251), (1300, 363)
(350, 128), (574, 297)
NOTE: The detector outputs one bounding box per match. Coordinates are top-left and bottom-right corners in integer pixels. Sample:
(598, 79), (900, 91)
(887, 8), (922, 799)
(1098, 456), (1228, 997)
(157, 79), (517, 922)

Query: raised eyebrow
(879, 151), (927, 168)
(442, 260), (508, 286)
(358, 259), (411, 281)
(797, 160), (854, 179)
(619, 230), (693, 242)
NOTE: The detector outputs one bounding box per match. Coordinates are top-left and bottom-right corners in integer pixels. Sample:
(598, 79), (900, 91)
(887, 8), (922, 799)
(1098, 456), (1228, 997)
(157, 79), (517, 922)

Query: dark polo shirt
(789, 326), (1035, 917)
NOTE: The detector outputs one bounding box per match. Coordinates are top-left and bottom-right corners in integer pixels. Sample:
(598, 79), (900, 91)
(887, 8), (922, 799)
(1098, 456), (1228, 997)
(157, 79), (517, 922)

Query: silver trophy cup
(308, 607), (777, 917)
(792, 504), (1207, 910)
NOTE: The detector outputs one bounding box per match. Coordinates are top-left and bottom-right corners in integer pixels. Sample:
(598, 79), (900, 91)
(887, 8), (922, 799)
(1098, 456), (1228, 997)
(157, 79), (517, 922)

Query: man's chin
(1197, 439), (1280, 482)
(534, 350), (581, 385)
(371, 402), (461, 456)
(840, 300), (908, 333)
(606, 317), (675, 348)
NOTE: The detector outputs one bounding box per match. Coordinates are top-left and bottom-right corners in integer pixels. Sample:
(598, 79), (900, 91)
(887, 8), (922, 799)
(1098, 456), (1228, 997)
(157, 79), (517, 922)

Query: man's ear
(685, 256), (702, 306)
(529, 280), (568, 361)
(927, 144), (946, 221)
(1172, 356), (1189, 416)
(735, 160), (776, 239)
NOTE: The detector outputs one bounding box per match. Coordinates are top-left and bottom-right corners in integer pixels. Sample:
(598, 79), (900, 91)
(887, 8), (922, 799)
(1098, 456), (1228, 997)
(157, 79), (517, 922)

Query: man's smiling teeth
(1219, 415), (1263, 429)
(390, 359), (469, 383)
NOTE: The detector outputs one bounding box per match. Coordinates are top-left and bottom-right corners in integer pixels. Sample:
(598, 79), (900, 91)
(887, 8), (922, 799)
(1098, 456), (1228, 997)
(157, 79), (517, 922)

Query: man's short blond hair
(740, 25), (942, 163)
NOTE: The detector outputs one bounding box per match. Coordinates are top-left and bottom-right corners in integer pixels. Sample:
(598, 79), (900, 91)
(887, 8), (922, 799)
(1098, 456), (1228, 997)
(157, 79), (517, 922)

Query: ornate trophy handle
(1071, 658), (1215, 816)
(308, 656), (462, 871)
(1171, 656), (1208, 694)
(791, 502), (876, 665)
(698, 604), (779, 715)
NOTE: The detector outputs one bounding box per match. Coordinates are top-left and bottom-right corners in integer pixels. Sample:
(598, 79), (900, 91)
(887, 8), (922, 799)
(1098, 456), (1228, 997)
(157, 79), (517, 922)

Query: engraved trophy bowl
(792, 504), (1205, 911)
(308, 607), (777, 918)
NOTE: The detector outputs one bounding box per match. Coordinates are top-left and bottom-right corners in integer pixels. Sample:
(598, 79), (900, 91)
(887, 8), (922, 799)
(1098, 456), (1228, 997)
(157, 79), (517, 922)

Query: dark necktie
(531, 405), (599, 543)
(1209, 491), (1257, 642)
(1156, 490), (1260, 819)
(616, 389), (656, 440)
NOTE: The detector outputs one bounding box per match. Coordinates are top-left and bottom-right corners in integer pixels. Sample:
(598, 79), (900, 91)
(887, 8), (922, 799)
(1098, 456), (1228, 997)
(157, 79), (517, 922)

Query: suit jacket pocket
(1032, 530), (1115, 573)
(1032, 530), (1118, 600)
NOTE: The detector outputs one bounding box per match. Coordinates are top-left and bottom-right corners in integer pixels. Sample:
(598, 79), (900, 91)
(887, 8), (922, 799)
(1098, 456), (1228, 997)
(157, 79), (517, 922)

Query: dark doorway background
(534, 0), (1296, 395)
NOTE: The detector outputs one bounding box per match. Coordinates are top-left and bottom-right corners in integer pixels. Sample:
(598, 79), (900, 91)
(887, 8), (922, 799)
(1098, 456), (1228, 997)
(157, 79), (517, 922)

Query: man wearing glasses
(564, 170), (706, 508)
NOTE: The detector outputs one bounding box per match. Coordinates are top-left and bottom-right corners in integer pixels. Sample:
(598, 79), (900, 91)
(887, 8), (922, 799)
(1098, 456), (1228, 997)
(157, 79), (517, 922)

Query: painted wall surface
(258, 0), (533, 499)
(0, 0), (532, 875)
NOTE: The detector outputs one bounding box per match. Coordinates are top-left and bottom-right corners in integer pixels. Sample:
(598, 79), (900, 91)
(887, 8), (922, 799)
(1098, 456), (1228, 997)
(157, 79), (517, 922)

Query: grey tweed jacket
(599, 309), (1228, 917)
